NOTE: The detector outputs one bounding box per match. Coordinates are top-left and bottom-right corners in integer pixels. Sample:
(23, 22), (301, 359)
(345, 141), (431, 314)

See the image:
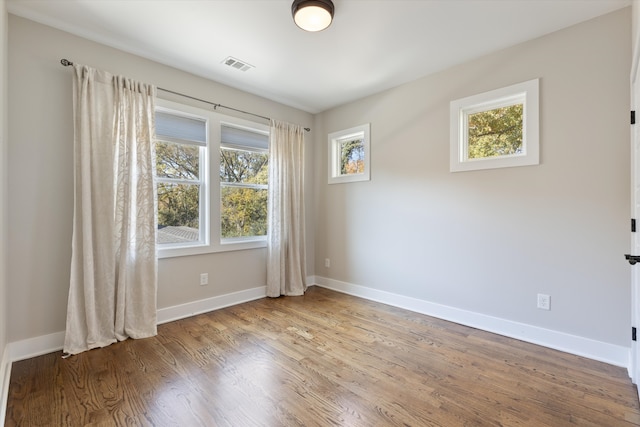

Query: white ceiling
(7, 0), (632, 113)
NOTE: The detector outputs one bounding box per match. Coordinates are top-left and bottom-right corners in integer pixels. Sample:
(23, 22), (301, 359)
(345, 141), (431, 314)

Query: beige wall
(4, 8), (633, 352)
(314, 8), (631, 346)
(0, 0), (7, 359)
(6, 15), (314, 342)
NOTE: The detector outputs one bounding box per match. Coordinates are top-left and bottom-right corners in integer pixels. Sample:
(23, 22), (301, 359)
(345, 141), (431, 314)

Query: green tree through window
(467, 104), (523, 159)
(156, 141), (201, 231)
(340, 138), (365, 175)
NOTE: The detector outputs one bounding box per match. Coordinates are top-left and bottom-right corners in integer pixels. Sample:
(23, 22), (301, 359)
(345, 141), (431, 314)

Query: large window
(220, 124), (269, 242)
(155, 99), (269, 258)
(155, 109), (207, 247)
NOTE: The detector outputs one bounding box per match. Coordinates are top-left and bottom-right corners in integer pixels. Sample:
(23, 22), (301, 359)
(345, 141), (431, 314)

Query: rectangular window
(155, 99), (270, 258)
(220, 124), (269, 242)
(450, 79), (539, 172)
(155, 110), (207, 247)
(328, 123), (371, 184)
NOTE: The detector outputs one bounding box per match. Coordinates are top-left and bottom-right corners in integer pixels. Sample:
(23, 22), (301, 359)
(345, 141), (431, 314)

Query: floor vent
(222, 56), (254, 72)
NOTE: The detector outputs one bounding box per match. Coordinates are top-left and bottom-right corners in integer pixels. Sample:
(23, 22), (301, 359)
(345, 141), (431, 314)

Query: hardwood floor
(6, 286), (640, 426)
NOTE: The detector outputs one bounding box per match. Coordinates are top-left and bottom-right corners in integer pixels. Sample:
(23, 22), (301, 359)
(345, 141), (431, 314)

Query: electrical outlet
(200, 273), (209, 286)
(325, 258), (331, 268)
(537, 293), (550, 310)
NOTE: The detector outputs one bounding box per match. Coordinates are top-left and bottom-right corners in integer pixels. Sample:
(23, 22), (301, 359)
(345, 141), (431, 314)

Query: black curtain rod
(60, 59), (311, 132)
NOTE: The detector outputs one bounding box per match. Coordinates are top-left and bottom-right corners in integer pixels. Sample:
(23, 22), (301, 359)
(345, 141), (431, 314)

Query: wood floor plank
(6, 286), (640, 426)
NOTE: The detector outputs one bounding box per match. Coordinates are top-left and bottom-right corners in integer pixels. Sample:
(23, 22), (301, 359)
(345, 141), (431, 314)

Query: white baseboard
(9, 331), (65, 362)
(6, 276), (628, 369)
(7, 287), (269, 362)
(0, 345), (11, 426)
(156, 285), (267, 324)
(314, 276), (631, 370)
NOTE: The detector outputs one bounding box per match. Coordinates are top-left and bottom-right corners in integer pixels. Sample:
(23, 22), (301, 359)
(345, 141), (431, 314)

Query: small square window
(328, 123), (370, 184)
(450, 79), (539, 172)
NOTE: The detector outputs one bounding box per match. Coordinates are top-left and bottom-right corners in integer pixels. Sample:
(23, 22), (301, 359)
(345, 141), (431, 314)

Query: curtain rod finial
(60, 59), (73, 67)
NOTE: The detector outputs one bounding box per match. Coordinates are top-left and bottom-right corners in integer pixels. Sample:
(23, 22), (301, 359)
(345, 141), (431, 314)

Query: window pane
(157, 182), (200, 244)
(220, 148), (268, 185)
(156, 140), (200, 180)
(339, 137), (365, 175)
(221, 187), (267, 239)
(467, 104), (523, 159)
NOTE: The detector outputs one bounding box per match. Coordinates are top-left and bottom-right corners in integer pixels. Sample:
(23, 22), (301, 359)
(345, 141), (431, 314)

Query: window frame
(450, 78), (539, 172)
(219, 121), (270, 245)
(155, 104), (209, 252)
(328, 123), (371, 184)
(155, 99), (269, 259)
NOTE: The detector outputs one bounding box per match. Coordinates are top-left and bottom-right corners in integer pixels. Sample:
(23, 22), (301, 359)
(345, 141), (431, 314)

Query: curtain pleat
(266, 120), (307, 297)
(64, 64), (157, 355)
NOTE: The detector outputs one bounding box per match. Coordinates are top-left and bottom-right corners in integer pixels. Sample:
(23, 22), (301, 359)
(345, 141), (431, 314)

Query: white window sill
(158, 239), (267, 259)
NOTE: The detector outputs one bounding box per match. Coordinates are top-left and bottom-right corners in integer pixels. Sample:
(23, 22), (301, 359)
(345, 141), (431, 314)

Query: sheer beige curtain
(64, 64), (158, 355)
(266, 120), (307, 297)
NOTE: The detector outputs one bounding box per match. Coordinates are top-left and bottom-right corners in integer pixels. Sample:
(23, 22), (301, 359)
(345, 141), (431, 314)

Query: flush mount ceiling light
(292, 0), (334, 32)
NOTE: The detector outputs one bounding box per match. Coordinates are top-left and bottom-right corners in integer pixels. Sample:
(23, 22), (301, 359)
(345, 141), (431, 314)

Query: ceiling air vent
(222, 56), (254, 72)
